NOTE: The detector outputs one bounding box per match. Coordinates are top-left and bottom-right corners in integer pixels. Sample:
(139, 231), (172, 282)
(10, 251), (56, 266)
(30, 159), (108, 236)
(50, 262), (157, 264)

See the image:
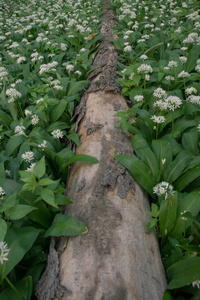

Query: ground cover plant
(0, 0), (102, 298)
(111, 0), (200, 298)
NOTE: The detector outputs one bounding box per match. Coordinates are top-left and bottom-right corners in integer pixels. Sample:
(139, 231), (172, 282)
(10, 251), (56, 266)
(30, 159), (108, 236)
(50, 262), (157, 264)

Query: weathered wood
(35, 2), (167, 299)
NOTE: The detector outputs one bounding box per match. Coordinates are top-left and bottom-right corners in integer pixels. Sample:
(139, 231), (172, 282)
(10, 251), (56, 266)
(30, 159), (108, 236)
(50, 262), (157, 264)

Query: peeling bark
(35, 2), (167, 299)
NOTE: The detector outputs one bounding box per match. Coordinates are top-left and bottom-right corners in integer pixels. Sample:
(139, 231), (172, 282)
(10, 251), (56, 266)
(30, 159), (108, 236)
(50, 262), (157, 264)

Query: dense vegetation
(111, 0), (200, 298)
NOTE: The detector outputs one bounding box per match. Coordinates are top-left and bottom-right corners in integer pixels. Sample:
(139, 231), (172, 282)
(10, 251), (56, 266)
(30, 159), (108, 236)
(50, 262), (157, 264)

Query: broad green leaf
(176, 244), (200, 255)
(167, 257), (200, 289)
(1, 227), (39, 276)
(0, 179), (22, 197)
(67, 131), (80, 146)
(175, 167), (200, 191)
(67, 80), (88, 97)
(19, 191), (52, 228)
(118, 117), (142, 135)
(114, 155), (156, 198)
(41, 188), (58, 208)
(163, 290), (173, 300)
(173, 117), (196, 138)
(147, 218), (157, 232)
(63, 154), (98, 169)
(55, 194), (72, 205)
(39, 178), (55, 186)
(44, 214), (88, 237)
(160, 109), (184, 132)
(164, 151), (194, 184)
(0, 220), (7, 242)
(0, 110), (12, 127)
(132, 135), (159, 179)
(50, 99), (67, 123)
(6, 135), (26, 156)
(182, 132), (199, 155)
(4, 205), (37, 220)
(170, 192), (200, 236)
(54, 148), (74, 172)
(0, 276), (32, 300)
(185, 45), (200, 72)
(159, 193), (177, 237)
(33, 156), (46, 179)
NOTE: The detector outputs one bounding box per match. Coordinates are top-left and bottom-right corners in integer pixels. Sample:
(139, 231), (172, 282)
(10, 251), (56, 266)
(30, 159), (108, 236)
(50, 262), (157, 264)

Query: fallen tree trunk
(36, 2), (167, 299)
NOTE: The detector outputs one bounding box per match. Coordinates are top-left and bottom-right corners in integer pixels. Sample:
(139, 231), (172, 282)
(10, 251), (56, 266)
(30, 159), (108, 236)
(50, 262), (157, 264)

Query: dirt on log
(35, 2), (167, 300)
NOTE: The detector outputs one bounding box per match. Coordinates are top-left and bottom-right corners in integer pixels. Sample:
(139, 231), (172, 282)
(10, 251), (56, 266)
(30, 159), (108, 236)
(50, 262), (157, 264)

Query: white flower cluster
(39, 61), (58, 75)
(66, 64), (74, 72)
(21, 151), (34, 162)
(178, 71), (190, 78)
(187, 95), (200, 105)
(38, 140), (47, 150)
(153, 182), (174, 200)
(0, 187), (5, 197)
(31, 114), (40, 125)
(15, 125), (26, 135)
(153, 88), (167, 99)
(151, 115), (166, 124)
(134, 95), (144, 102)
(0, 242), (10, 265)
(154, 95), (182, 111)
(26, 163), (36, 172)
(137, 64), (153, 74)
(51, 129), (64, 139)
(5, 88), (22, 103)
(185, 87), (197, 95)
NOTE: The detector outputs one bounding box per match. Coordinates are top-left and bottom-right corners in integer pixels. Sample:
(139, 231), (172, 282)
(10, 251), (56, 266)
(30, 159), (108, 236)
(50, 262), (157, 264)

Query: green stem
(156, 124), (159, 139)
(3, 274), (24, 300)
(172, 111), (174, 138)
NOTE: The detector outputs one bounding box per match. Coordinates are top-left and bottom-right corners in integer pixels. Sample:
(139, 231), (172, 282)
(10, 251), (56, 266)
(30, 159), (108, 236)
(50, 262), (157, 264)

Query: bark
(35, 2), (167, 299)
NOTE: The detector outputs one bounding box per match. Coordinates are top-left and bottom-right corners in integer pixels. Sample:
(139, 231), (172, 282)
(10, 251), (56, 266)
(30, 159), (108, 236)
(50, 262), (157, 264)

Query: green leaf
(182, 132), (199, 155)
(147, 218), (157, 232)
(114, 155), (156, 198)
(67, 131), (80, 146)
(50, 99), (67, 123)
(67, 80), (88, 97)
(54, 148), (74, 172)
(33, 156), (46, 179)
(176, 244), (200, 255)
(173, 117), (196, 138)
(175, 167), (200, 191)
(0, 178), (22, 197)
(19, 191), (52, 228)
(55, 194), (72, 205)
(164, 151), (194, 184)
(0, 220), (7, 242)
(152, 139), (172, 169)
(39, 178), (55, 186)
(132, 135), (159, 179)
(170, 192), (200, 236)
(63, 154), (98, 169)
(4, 205), (37, 220)
(41, 188), (58, 208)
(44, 214), (88, 237)
(159, 193), (177, 237)
(185, 45), (200, 72)
(0, 276), (32, 300)
(167, 257), (200, 289)
(6, 135), (26, 156)
(160, 109), (184, 132)
(2, 227), (40, 276)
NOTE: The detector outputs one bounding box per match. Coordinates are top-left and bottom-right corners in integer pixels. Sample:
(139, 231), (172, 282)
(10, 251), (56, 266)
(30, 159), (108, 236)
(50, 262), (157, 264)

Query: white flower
(51, 129), (64, 139)
(124, 45), (132, 52)
(25, 109), (32, 116)
(162, 159), (166, 165)
(140, 54), (148, 60)
(17, 56), (26, 64)
(31, 114), (39, 125)
(179, 56), (187, 64)
(61, 43), (67, 51)
(137, 64), (153, 74)
(185, 87), (197, 95)
(15, 125), (26, 135)
(36, 98), (44, 104)
(21, 151), (34, 162)
(75, 70), (82, 76)
(187, 95), (200, 105)
(5, 170), (11, 177)
(134, 95), (144, 102)
(0, 187), (5, 196)
(198, 124), (200, 131)
(26, 163), (36, 172)
(0, 242), (10, 264)
(38, 140), (47, 150)
(151, 115), (166, 123)
(66, 64), (74, 71)
(168, 61), (178, 68)
(153, 100), (168, 111)
(165, 96), (183, 111)
(192, 280), (200, 289)
(145, 74), (150, 81)
(153, 88), (167, 99)
(153, 182), (174, 200)
(6, 88), (22, 103)
(165, 75), (175, 81)
(178, 71), (190, 78)
(195, 64), (200, 72)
